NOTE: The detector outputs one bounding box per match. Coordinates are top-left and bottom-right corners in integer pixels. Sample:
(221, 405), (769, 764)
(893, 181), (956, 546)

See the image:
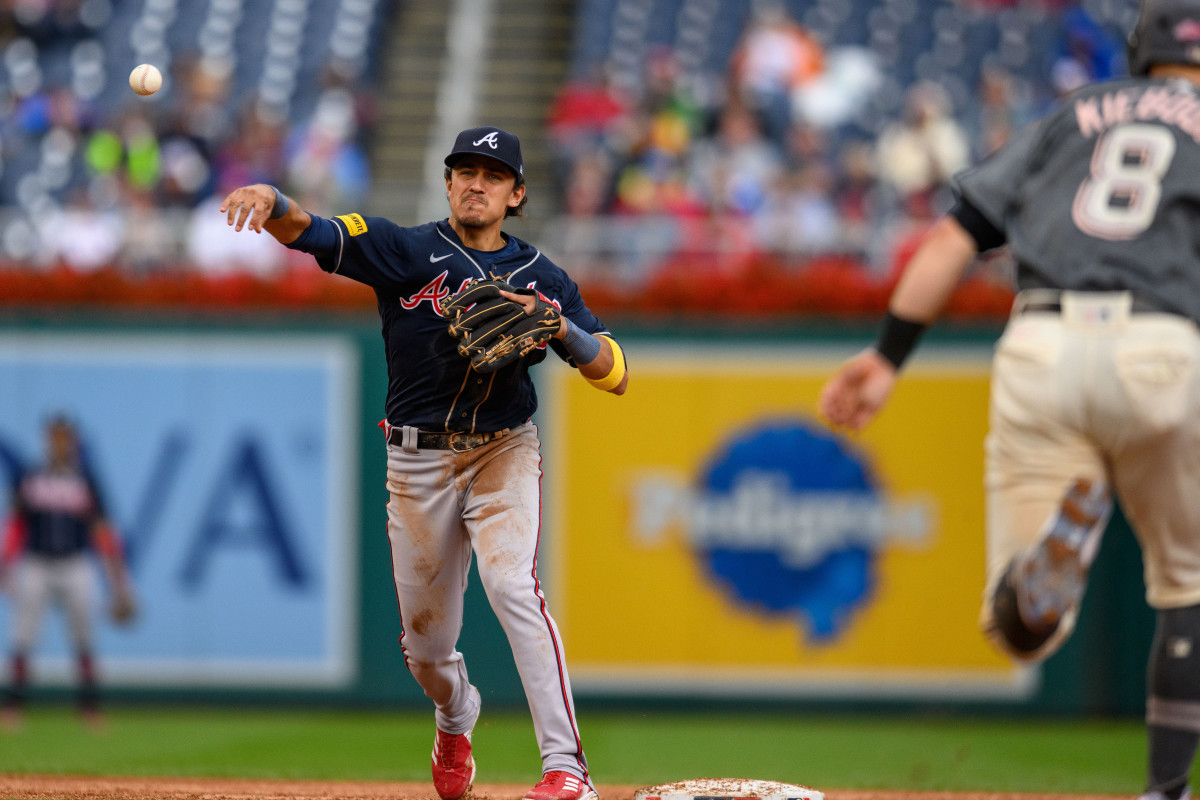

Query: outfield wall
(0, 315), (1153, 716)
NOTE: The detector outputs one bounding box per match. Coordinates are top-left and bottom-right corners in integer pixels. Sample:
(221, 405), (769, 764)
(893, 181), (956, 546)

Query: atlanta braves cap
(444, 126), (524, 179)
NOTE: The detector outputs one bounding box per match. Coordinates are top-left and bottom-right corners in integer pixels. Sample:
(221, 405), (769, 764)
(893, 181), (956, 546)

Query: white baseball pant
(982, 291), (1200, 654)
(11, 553), (96, 652)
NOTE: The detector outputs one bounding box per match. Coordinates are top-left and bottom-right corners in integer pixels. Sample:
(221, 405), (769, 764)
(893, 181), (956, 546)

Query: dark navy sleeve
(547, 271), (613, 365)
(295, 213), (416, 292)
(557, 275), (608, 336)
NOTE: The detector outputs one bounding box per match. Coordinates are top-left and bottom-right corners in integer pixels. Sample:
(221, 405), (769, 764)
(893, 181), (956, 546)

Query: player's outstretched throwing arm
(221, 183), (312, 244)
(223, 183), (629, 394)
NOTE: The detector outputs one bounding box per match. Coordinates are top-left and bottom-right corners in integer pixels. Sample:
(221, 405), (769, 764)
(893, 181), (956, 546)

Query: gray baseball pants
(384, 421), (590, 782)
(12, 553), (95, 652)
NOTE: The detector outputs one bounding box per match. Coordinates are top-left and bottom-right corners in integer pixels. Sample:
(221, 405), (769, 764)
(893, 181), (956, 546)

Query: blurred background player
(0, 415), (136, 729)
(819, 1), (1200, 797)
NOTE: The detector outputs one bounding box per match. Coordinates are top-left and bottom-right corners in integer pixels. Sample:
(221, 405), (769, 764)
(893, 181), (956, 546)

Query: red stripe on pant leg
(529, 443), (589, 781)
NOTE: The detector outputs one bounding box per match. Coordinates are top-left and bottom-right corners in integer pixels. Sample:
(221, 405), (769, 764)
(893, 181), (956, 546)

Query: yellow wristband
(584, 336), (626, 391)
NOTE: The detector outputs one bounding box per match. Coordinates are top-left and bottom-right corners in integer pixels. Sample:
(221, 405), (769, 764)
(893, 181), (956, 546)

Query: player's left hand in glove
(439, 276), (561, 373)
(108, 588), (138, 626)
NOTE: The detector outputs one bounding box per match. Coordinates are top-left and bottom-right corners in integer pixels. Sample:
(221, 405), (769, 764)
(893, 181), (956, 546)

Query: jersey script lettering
(1076, 86), (1200, 143)
(399, 272), (472, 312)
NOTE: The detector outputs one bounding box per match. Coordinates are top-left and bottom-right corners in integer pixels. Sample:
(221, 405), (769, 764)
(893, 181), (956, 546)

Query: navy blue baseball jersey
(292, 216), (611, 432)
(13, 466), (106, 558)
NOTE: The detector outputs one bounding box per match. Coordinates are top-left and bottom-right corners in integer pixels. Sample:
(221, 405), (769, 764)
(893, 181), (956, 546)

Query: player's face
(46, 423), (76, 467)
(446, 155), (524, 230)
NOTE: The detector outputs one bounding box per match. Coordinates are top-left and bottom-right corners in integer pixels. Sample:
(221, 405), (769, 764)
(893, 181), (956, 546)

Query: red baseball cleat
(431, 727), (475, 800)
(524, 771), (598, 800)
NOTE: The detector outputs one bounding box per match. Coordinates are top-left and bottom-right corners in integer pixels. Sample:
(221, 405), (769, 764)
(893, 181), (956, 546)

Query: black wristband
(268, 185), (290, 219)
(873, 311), (928, 370)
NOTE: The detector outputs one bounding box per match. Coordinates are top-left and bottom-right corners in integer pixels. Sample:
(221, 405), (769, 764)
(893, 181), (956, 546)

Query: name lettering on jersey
(400, 271), (472, 312)
(1076, 86), (1200, 143)
(336, 213), (368, 236)
(22, 474), (93, 515)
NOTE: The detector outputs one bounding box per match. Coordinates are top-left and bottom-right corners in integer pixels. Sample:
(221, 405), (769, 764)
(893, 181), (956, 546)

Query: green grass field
(0, 706), (1165, 793)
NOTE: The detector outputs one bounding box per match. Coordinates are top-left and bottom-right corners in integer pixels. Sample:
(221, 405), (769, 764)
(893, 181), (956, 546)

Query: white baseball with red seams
(635, 779), (824, 800)
(128, 64), (162, 96)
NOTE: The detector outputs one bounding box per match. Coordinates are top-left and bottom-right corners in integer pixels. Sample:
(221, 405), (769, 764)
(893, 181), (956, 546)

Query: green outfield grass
(0, 706), (1165, 793)
(0, 705), (1161, 796)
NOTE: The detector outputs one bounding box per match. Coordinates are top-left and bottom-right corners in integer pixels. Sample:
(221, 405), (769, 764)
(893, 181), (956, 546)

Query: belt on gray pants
(387, 426), (509, 452)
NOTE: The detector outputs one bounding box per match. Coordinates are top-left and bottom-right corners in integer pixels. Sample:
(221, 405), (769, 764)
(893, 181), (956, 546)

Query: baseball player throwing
(221, 126), (627, 800)
(820, 2), (1200, 797)
(1, 416), (135, 729)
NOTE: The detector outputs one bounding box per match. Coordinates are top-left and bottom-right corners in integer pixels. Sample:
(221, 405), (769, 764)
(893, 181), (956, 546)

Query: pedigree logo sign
(630, 418), (934, 642)
(546, 345), (1028, 700)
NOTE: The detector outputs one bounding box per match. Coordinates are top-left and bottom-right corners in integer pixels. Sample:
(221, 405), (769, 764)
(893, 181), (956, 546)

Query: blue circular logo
(695, 418), (881, 641)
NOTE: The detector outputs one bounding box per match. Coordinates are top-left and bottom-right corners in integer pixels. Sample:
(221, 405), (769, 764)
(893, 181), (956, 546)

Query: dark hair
(45, 414), (76, 435)
(444, 164), (528, 219)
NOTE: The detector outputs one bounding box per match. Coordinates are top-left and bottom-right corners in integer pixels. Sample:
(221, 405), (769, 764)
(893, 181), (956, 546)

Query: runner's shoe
(1136, 788), (1190, 800)
(1012, 478), (1111, 633)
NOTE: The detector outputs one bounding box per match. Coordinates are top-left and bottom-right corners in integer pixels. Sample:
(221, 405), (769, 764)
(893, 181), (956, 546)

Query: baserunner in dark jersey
(220, 127), (627, 800)
(821, 2), (1200, 798)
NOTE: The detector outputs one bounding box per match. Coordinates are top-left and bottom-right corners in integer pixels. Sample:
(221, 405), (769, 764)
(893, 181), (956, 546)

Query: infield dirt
(0, 776), (1127, 800)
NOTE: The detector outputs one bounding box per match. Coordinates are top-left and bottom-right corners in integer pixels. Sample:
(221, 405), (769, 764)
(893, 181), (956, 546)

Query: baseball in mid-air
(129, 63), (162, 96)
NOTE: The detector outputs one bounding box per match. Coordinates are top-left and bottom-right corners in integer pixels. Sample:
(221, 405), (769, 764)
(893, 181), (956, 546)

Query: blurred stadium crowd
(545, 0), (1132, 304)
(0, 0), (1135, 314)
(0, 0), (381, 278)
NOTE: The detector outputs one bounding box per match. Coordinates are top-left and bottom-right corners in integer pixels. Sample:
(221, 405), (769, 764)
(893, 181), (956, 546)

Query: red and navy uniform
(288, 216), (610, 433)
(8, 465), (106, 559)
